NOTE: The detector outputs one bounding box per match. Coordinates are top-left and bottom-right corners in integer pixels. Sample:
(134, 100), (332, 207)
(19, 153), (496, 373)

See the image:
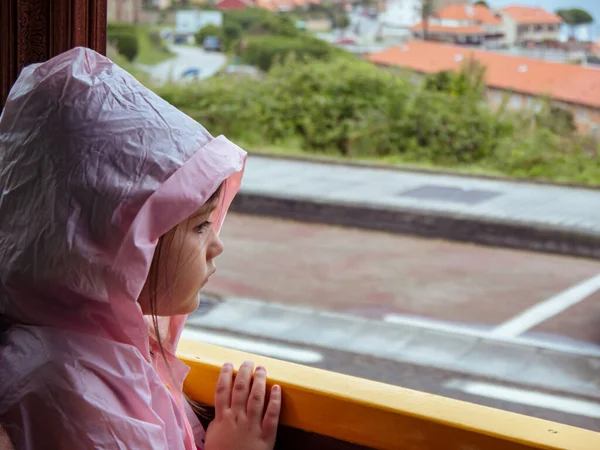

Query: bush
(154, 57), (600, 185)
(225, 8), (300, 37)
(223, 21), (243, 47)
(157, 76), (269, 144)
(242, 35), (334, 71)
(538, 106), (576, 134)
(107, 23), (139, 62)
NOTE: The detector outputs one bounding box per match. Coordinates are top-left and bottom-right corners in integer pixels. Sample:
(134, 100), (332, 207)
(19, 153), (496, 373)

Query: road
(209, 214), (600, 346)
(187, 212), (600, 432)
(140, 45), (226, 84)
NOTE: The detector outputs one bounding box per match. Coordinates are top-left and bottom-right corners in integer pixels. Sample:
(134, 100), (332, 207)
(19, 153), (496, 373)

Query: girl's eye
(195, 221), (212, 234)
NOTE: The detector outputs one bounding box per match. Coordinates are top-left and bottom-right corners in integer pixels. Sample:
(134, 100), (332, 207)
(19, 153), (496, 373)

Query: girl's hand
(204, 361), (281, 450)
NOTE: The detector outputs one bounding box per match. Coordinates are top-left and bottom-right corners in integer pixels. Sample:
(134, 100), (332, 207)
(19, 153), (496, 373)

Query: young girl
(0, 47), (280, 449)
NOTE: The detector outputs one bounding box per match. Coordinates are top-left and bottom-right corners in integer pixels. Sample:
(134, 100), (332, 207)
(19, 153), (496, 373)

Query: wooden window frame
(1, 0), (107, 110)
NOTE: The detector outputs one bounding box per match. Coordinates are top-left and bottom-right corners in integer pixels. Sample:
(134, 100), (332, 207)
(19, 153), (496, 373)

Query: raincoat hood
(0, 47), (246, 449)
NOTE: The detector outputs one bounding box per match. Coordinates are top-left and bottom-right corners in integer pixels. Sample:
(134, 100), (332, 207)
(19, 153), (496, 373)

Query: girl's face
(138, 201), (224, 317)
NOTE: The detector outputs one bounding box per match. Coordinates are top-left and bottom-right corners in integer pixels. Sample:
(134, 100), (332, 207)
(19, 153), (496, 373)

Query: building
(255, 0), (318, 12)
(142, 0), (172, 9)
(411, 4), (504, 48)
(107, 0), (142, 23)
(432, 0), (469, 9)
(366, 40), (600, 135)
(217, 0), (253, 11)
(175, 10), (223, 36)
(379, 0), (421, 30)
(499, 6), (562, 46)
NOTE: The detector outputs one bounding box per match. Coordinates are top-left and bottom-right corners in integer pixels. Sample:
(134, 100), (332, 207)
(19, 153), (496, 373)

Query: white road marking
(383, 313), (600, 357)
(383, 314), (487, 337)
(181, 328), (324, 364)
(444, 379), (600, 419)
(489, 273), (600, 338)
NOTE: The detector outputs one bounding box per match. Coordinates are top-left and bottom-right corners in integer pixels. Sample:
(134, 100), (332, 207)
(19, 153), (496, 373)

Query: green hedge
(242, 35), (335, 71)
(107, 23), (139, 62)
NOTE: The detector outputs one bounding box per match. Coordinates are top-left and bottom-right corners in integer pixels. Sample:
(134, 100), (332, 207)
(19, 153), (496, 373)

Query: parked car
(203, 36), (221, 52)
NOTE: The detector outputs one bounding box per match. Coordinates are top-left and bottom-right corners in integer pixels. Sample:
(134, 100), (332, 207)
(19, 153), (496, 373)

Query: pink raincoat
(0, 47), (246, 449)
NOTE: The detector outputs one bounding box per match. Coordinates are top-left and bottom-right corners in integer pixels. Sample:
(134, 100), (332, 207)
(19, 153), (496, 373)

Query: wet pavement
(209, 213), (600, 346)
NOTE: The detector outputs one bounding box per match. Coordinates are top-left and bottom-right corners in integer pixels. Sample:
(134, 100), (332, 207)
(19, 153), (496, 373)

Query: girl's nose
(209, 234), (224, 261)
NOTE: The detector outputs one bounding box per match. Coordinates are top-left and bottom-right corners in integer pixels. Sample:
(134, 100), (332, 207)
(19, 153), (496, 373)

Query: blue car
(182, 68), (201, 80)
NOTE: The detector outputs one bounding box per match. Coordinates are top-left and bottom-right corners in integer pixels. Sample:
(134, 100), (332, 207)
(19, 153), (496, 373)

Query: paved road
(140, 45), (226, 84)
(210, 213), (600, 347)
(188, 213), (600, 432)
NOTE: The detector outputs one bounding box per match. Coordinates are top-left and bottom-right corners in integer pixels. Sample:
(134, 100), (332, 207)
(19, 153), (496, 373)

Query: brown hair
(146, 182), (225, 420)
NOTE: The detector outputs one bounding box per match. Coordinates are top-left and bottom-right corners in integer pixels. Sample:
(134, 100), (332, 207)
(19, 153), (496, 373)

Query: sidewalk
(232, 155), (600, 259)
(186, 297), (600, 401)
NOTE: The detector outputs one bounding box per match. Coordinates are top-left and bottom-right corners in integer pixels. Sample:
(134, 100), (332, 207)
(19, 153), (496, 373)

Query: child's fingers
(214, 362), (233, 420)
(246, 366), (267, 423)
(231, 360), (254, 415)
(261, 385), (281, 442)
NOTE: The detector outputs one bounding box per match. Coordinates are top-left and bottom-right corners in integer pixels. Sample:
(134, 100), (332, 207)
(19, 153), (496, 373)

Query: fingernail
(255, 366), (266, 373)
(244, 360), (254, 366)
(272, 385), (280, 392)
(222, 362), (233, 370)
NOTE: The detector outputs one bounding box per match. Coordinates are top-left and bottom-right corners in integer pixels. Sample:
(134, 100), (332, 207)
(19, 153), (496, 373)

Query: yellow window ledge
(178, 340), (600, 450)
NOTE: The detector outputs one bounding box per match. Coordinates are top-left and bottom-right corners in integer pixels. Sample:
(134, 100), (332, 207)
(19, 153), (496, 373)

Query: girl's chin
(166, 292), (201, 316)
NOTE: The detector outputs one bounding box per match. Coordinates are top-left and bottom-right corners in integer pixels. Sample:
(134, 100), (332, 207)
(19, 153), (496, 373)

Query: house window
(510, 95), (522, 109)
(577, 107), (590, 123)
(534, 24), (543, 32)
(488, 91), (503, 106)
(526, 96), (542, 113)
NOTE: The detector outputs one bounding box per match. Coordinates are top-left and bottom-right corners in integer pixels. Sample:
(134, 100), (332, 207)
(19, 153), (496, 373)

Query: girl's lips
(201, 269), (216, 287)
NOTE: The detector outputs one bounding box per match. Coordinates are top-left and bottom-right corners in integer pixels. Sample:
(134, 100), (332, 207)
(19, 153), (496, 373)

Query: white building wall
(380, 0), (421, 29)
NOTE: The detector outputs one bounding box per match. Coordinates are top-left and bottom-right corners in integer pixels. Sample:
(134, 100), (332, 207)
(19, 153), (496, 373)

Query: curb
(230, 192), (600, 260)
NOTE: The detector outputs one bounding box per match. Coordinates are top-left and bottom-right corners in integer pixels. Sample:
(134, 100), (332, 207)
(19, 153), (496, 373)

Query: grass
(134, 26), (174, 66)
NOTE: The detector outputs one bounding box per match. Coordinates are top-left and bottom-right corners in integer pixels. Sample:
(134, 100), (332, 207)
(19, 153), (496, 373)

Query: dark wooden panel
(0, 0), (107, 110)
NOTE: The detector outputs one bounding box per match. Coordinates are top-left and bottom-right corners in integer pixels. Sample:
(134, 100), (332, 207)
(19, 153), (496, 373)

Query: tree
(474, 0), (488, 7)
(420, 0), (434, 41)
(556, 8), (594, 37)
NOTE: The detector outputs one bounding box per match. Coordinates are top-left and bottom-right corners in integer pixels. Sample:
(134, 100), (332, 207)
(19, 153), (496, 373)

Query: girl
(0, 47), (280, 449)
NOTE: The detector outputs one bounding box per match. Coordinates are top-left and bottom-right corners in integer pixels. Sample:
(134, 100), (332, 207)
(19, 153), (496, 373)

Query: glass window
(510, 95), (522, 108)
(526, 96), (543, 112)
(577, 107), (589, 123)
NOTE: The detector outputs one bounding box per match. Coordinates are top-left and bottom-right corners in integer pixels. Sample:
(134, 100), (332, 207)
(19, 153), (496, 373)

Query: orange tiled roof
(436, 4), (501, 25)
(411, 22), (485, 35)
(500, 6), (562, 24)
(366, 40), (600, 109)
